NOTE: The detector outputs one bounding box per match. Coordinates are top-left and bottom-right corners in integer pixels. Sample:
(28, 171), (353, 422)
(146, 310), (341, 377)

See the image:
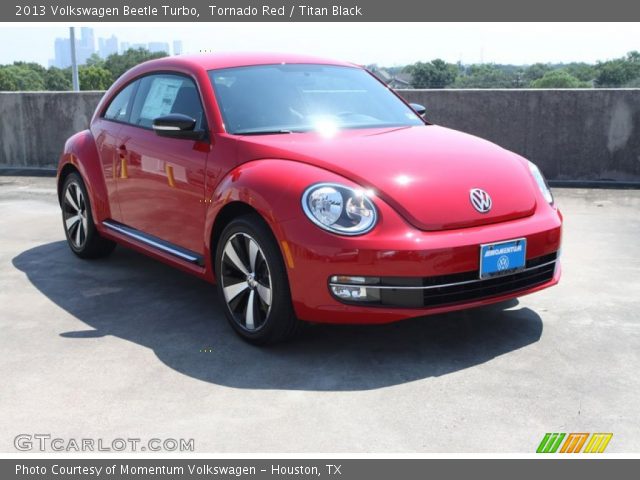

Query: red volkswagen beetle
(57, 53), (562, 344)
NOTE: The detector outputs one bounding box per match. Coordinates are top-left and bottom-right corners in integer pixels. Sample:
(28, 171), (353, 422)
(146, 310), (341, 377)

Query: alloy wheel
(63, 181), (88, 249)
(220, 232), (273, 331)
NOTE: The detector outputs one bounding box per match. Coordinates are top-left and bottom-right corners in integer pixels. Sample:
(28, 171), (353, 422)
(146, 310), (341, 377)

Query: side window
(103, 81), (137, 122)
(129, 74), (205, 130)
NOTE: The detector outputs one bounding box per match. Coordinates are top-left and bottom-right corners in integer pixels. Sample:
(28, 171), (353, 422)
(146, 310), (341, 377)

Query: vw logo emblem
(497, 255), (510, 271)
(470, 188), (492, 213)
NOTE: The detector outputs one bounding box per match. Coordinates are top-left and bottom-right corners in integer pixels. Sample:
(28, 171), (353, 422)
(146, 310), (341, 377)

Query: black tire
(61, 172), (116, 259)
(214, 214), (301, 345)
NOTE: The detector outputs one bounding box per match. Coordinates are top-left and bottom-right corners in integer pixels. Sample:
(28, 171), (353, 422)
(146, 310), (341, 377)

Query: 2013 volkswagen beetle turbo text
(57, 53), (562, 344)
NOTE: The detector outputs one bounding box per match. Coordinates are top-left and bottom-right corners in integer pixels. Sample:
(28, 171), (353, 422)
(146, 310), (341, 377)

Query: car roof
(142, 52), (358, 71)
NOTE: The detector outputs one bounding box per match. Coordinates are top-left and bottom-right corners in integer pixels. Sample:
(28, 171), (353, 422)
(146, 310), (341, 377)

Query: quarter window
(103, 82), (137, 122)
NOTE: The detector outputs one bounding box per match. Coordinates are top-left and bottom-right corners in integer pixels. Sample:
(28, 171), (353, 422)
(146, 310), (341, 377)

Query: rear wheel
(61, 172), (116, 259)
(215, 214), (300, 345)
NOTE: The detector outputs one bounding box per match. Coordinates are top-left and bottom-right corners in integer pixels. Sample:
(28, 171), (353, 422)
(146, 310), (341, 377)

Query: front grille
(330, 251), (558, 308)
(420, 259), (555, 307)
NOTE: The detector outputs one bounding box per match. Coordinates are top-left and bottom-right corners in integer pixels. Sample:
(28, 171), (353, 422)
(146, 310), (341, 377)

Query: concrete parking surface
(1, 176), (639, 453)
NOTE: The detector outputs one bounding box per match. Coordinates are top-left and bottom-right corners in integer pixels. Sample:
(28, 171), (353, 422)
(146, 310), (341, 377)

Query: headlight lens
(528, 161), (554, 204)
(302, 183), (377, 235)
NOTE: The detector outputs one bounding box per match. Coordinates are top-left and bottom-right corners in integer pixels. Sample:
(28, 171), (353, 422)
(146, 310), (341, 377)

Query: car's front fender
(203, 158), (370, 277)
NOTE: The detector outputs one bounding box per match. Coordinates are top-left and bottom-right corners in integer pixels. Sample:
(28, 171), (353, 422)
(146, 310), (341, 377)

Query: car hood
(233, 125), (537, 231)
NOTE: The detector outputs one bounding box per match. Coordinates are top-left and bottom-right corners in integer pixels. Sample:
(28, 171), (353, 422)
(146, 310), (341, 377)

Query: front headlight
(528, 161), (554, 205)
(302, 183), (377, 235)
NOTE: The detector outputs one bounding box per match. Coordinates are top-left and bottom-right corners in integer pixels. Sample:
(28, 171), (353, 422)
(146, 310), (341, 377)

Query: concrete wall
(399, 89), (640, 182)
(0, 92), (103, 169)
(1, 89), (639, 181)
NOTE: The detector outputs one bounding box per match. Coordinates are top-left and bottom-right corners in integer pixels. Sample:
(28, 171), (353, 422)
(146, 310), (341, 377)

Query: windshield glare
(208, 64), (424, 135)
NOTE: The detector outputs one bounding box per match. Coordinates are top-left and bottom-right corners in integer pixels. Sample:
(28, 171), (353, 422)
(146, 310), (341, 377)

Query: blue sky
(1, 23), (639, 66)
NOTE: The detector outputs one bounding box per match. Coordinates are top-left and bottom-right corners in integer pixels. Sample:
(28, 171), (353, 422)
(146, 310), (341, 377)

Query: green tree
(624, 77), (640, 87)
(453, 64), (517, 88)
(78, 66), (113, 90)
(103, 48), (167, 80)
(523, 63), (552, 84)
(531, 70), (589, 88)
(4, 64), (46, 90)
(44, 67), (72, 91)
(0, 67), (18, 90)
(595, 60), (633, 86)
(12, 61), (46, 77)
(627, 51), (640, 63)
(406, 59), (457, 88)
(563, 63), (595, 83)
(595, 51), (640, 87)
(86, 53), (105, 67)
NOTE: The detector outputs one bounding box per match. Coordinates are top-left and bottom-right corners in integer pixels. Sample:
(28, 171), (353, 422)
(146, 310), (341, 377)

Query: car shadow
(12, 241), (543, 391)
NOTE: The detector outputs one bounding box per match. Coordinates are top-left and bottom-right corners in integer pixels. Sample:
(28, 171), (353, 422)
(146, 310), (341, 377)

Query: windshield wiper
(234, 129), (296, 135)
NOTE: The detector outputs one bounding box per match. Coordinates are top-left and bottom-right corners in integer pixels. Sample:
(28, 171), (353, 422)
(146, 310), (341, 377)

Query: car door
(91, 80), (138, 223)
(116, 73), (210, 256)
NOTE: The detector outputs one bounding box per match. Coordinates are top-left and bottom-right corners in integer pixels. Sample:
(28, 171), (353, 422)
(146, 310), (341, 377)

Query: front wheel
(61, 172), (116, 259)
(214, 214), (300, 345)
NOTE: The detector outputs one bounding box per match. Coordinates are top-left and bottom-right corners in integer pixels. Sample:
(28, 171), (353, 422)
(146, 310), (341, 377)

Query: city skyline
(1, 23), (639, 68)
(49, 27), (183, 68)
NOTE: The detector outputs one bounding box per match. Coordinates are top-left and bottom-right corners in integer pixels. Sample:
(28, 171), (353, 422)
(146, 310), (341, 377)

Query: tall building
(98, 35), (118, 58)
(53, 37), (71, 68)
(148, 42), (170, 54)
(52, 27), (98, 68)
(76, 27), (95, 64)
(121, 42), (146, 52)
(73, 36), (183, 58)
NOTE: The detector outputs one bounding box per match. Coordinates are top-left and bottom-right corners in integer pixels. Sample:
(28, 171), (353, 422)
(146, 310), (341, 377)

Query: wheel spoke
(65, 188), (80, 212)
(245, 290), (255, 330)
(65, 214), (80, 230)
(75, 218), (82, 245)
(256, 282), (272, 306)
(223, 281), (249, 302)
(224, 241), (249, 275)
(248, 239), (259, 272)
(81, 215), (88, 236)
(74, 186), (83, 212)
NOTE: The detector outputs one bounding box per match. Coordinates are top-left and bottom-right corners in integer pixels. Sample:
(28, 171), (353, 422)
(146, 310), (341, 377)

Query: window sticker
(140, 77), (183, 120)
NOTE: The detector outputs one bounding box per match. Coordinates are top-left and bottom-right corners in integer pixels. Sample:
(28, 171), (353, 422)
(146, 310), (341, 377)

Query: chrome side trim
(328, 260), (557, 291)
(103, 220), (203, 265)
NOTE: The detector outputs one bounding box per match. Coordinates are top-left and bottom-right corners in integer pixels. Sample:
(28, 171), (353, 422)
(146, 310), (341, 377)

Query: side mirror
(152, 113), (205, 140)
(410, 103), (426, 117)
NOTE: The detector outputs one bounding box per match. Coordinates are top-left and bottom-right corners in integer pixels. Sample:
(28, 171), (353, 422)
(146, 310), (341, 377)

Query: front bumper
(328, 251), (558, 308)
(278, 203), (562, 324)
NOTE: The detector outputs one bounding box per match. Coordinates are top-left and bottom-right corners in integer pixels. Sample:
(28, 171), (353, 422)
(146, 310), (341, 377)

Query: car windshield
(208, 64), (424, 135)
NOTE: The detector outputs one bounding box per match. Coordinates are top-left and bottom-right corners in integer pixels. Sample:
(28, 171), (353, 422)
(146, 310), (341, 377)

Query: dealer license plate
(479, 238), (527, 279)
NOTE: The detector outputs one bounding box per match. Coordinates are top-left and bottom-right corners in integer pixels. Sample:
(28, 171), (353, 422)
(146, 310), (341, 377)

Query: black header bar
(4, 0), (640, 22)
(2, 459), (640, 480)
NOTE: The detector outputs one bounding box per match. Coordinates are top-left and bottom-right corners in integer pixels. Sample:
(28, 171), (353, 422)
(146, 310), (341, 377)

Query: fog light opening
(329, 276), (381, 303)
(331, 285), (368, 300)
